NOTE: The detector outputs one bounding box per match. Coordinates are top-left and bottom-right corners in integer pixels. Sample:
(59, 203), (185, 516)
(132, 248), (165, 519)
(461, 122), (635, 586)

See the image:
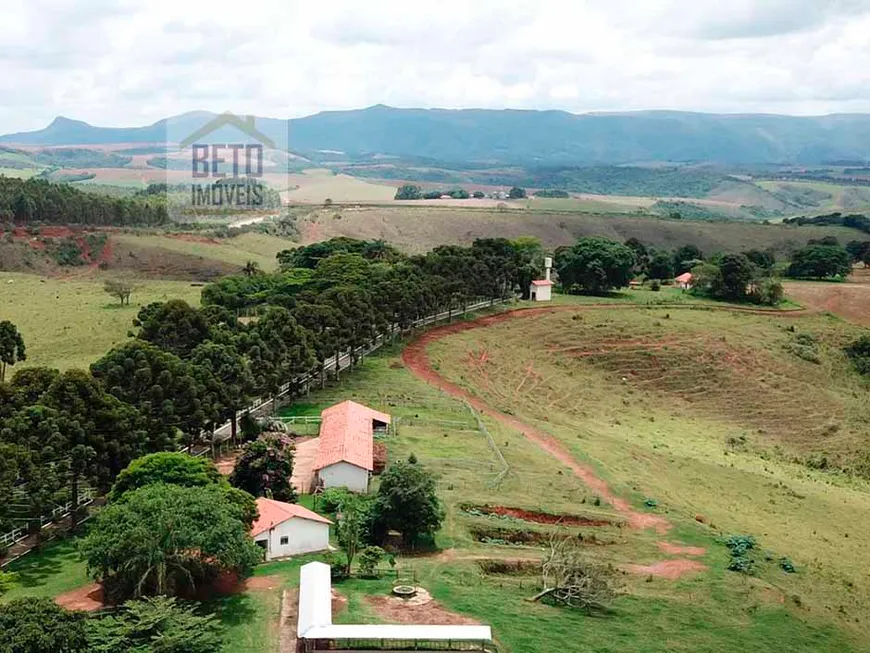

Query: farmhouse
(251, 497), (332, 561)
(314, 400), (391, 493)
(297, 562), (494, 652)
(675, 272), (693, 290)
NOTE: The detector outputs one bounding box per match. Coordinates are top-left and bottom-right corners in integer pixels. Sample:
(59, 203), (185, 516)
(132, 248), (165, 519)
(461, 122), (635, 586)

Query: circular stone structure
(392, 585), (418, 599)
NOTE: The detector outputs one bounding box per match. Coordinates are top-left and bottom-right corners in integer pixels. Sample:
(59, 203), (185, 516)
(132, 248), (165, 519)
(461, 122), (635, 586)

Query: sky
(3, 0), (870, 133)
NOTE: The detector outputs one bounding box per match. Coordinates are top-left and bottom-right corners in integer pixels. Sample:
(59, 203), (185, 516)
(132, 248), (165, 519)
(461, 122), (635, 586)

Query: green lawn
(0, 272), (202, 370)
(1, 539), (89, 602)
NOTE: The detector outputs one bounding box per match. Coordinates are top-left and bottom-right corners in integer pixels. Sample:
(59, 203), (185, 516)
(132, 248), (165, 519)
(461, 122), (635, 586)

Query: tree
(229, 434), (297, 503)
(86, 596), (223, 653)
(787, 244), (853, 279)
(41, 369), (146, 528)
(134, 300), (211, 359)
(91, 341), (216, 452)
(508, 187), (527, 199)
(241, 260), (261, 277)
(109, 452), (223, 501)
(554, 237), (636, 294)
(9, 366), (58, 405)
(104, 280), (134, 306)
(0, 320), (26, 382)
(472, 191), (485, 199)
(191, 340), (254, 445)
(647, 250), (674, 280)
(743, 249), (775, 270)
(529, 536), (618, 614)
(673, 245), (704, 275)
(240, 307), (315, 403)
(0, 598), (88, 653)
(394, 184), (422, 200)
(624, 238), (649, 274)
(715, 253), (755, 300)
(80, 484), (262, 602)
(373, 456), (444, 546)
(846, 240), (870, 265)
(335, 493), (375, 576)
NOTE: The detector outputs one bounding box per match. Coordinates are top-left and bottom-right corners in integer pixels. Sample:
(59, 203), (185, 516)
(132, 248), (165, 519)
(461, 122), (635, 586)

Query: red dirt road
(403, 307), (673, 533)
(400, 305), (754, 578)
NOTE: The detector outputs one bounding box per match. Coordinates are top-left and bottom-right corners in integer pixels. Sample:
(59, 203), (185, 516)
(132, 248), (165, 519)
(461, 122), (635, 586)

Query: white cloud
(2, 0), (870, 133)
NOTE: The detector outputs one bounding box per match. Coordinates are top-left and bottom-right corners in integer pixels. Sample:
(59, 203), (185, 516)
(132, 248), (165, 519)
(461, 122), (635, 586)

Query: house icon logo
(179, 112), (276, 149)
(166, 111), (289, 217)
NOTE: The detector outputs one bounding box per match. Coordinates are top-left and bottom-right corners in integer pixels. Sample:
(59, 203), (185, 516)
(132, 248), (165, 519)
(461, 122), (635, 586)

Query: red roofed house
(314, 400), (391, 493)
(675, 272), (693, 290)
(251, 497), (332, 560)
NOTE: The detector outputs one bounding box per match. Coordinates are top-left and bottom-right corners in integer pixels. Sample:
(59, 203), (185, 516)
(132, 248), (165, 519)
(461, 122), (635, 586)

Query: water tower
(530, 257), (554, 301)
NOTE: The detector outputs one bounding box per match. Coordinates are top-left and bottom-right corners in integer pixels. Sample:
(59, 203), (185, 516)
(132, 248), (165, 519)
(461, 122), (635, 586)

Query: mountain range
(4, 106), (870, 166)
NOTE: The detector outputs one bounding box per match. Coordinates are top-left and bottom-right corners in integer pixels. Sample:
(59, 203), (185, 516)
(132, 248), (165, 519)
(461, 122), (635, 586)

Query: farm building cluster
(248, 399), (390, 561)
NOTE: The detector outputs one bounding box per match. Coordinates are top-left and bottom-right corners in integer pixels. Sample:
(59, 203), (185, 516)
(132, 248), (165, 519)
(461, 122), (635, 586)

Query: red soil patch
(472, 505), (612, 527)
(55, 583), (105, 612)
(207, 571), (282, 596)
(625, 559), (707, 580)
(657, 541), (706, 557)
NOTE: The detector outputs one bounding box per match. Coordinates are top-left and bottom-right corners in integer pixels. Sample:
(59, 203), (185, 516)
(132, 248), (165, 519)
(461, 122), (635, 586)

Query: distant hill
(4, 106), (870, 165)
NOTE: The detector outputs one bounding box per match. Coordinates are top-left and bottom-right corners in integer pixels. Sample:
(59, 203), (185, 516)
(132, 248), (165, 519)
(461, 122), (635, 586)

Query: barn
(314, 401), (391, 493)
(251, 497), (332, 561)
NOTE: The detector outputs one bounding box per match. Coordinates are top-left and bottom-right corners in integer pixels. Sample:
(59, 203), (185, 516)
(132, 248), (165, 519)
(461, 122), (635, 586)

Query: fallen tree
(528, 535), (619, 614)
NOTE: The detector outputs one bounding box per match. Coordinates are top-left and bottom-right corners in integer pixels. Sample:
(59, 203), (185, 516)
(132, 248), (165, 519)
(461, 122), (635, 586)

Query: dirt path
(400, 304), (805, 577)
(278, 588), (298, 653)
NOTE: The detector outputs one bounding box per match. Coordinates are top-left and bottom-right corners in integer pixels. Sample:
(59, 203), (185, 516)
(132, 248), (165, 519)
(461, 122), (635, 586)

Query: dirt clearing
(365, 588), (481, 626)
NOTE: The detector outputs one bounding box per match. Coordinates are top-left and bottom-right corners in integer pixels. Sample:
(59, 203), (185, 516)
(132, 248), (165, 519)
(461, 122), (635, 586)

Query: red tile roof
(675, 272), (693, 284)
(251, 497), (332, 537)
(531, 279), (554, 286)
(313, 401), (391, 472)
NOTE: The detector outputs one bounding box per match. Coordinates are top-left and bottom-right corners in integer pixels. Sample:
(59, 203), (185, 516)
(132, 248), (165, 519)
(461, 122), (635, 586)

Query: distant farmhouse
(313, 400), (391, 493)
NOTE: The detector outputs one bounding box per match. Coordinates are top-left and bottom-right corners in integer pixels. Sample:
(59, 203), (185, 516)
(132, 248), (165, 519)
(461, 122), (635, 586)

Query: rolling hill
(5, 107), (870, 165)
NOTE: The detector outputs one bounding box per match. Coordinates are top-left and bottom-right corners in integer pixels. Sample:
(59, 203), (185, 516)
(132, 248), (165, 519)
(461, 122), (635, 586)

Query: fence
(202, 297), (510, 453)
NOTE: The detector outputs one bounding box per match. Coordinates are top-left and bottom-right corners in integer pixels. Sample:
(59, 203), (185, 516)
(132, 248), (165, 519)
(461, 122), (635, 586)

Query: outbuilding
(251, 497), (332, 561)
(314, 401), (391, 493)
(675, 272), (693, 290)
(530, 256), (554, 301)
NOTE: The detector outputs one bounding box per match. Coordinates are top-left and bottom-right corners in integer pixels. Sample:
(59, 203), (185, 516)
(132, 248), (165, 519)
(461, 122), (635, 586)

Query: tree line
(0, 176), (169, 227)
(0, 236), (542, 537)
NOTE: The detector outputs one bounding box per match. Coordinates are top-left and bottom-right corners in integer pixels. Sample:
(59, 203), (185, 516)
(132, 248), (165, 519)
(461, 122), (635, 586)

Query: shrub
(845, 335), (870, 375)
(649, 279), (661, 291)
(320, 487), (352, 513)
(779, 557), (797, 573)
(358, 546), (385, 577)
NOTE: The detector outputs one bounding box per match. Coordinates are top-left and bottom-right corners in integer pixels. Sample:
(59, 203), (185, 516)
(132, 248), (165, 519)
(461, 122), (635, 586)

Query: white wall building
(314, 401), (391, 493)
(251, 498), (332, 561)
(317, 460), (370, 493)
(530, 256), (554, 301)
(297, 562), (493, 652)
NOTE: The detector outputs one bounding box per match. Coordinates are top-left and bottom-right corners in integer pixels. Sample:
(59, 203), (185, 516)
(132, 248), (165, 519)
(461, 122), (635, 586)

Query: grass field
(298, 204), (870, 255)
(113, 232), (293, 272)
(0, 272), (202, 370)
(4, 294), (870, 652)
